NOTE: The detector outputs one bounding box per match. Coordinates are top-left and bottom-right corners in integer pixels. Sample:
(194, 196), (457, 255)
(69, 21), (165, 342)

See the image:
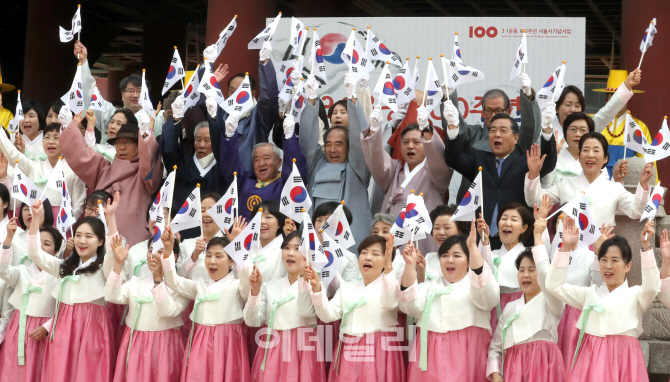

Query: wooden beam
(584, 0), (621, 43)
(542, 0), (596, 47)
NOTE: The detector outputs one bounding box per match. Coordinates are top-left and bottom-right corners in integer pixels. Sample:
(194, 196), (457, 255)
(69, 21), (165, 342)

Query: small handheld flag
(537, 62), (566, 111)
(149, 170), (176, 221)
(197, 60), (226, 105)
(290, 17), (306, 56)
(183, 65), (201, 110)
(341, 28), (374, 79)
(412, 56), (420, 90)
(639, 18), (657, 68)
(248, 12), (282, 49)
(393, 59), (416, 106)
(59, 5), (82, 43)
(169, 185), (202, 233)
(640, 181), (664, 222)
(216, 16), (238, 56)
(510, 30), (528, 81)
(209, 173), (238, 231)
(61, 64), (85, 114)
(321, 201), (355, 250)
(320, 230), (346, 286)
(390, 191), (427, 246)
(89, 85), (106, 112)
(277, 61), (302, 104)
(451, 32), (462, 64)
(139, 69), (154, 114)
(423, 58), (443, 113)
(222, 73), (254, 119)
(372, 63), (398, 113)
(151, 206), (166, 254)
(97, 201), (108, 235)
(12, 166), (42, 207)
(644, 117), (670, 163)
(300, 209), (328, 269)
(280, 159), (311, 222)
(624, 111), (649, 156)
(162, 47), (185, 96)
(450, 172), (483, 222)
(366, 27), (402, 67)
(309, 29), (327, 83)
(403, 193), (433, 235)
(224, 210), (261, 266)
(7, 90), (23, 134)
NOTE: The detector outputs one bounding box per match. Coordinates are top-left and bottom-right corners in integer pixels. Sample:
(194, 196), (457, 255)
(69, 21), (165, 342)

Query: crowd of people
(0, 32), (664, 382)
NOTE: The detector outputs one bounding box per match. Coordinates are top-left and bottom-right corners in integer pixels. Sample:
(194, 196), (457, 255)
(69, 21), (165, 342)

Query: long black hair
(59, 217), (106, 277)
(18, 200), (54, 230)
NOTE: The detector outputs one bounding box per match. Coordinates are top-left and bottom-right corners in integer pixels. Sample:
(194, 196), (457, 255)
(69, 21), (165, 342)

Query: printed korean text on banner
(197, 60), (225, 105)
(216, 16), (238, 55)
(366, 28), (402, 67)
(640, 182), (665, 222)
(510, 31), (528, 81)
(224, 212), (261, 266)
(309, 30), (328, 83)
(644, 118), (670, 163)
(89, 85), (106, 112)
(59, 6), (82, 43)
(321, 203), (355, 250)
(450, 172), (483, 222)
(248, 13), (282, 49)
(209, 175), (238, 232)
(183, 65), (201, 110)
(221, 74), (254, 119)
(7, 91), (23, 134)
(280, 161), (312, 222)
(169, 186), (202, 233)
(162, 48), (185, 95)
(372, 64), (398, 113)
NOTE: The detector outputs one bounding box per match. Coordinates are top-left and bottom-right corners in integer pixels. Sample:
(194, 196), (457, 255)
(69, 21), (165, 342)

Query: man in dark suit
(444, 113), (557, 249)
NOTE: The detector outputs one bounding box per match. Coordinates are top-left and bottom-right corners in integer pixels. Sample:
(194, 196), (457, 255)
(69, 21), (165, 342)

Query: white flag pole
(12, 160), (17, 217)
(196, 184), (204, 239)
(233, 172), (238, 220)
(408, 190), (416, 246)
(336, 200), (344, 230)
(645, 181), (660, 241)
(167, 165), (177, 226)
(255, 207), (264, 264)
(420, 58), (432, 106)
(622, 112), (629, 162)
(413, 56), (420, 87)
(175, 46), (185, 90)
(365, 26), (371, 55)
(550, 61), (566, 104)
(76, 4), (81, 59)
(377, 63), (389, 107)
(310, 28), (317, 75)
(479, 166), (485, 238)
(522, 29), (527, 74)
(440, 54), (450, 102)
(298, 27), (309, 61)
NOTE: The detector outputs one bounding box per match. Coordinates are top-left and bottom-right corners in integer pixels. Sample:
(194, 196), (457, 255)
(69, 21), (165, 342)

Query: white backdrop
(269, 17), (585, 125)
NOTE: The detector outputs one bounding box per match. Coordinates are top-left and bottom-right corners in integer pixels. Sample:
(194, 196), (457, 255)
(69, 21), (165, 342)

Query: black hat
(107, 123), (139, 145)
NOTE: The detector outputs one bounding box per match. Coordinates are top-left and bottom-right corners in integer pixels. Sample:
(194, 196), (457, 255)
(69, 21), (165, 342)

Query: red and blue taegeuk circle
(578, 213), (589, 231)
(290, 186), (308, 203)
(178, 201), (189, 214)
(244, 234), (254, 251)
(167, 65), (176, 80)
(236, 91), (250, 104)
(392, 75), (405, 91)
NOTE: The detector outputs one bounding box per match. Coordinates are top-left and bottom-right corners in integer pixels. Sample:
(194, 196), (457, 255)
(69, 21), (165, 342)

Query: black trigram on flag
(171, 57), (177, 63)
(189, 209), (197, 217)
(242, 83), (250, 89)
(18, 110), (23, 117)
(69, 93), (75, 100)
(163, 81), (169, 88)
(227, 25), (234, 31)
(579, 203), (586, 210)
(56, 180), (63, 188)
(360, 58), (368, 67)
(279, 65), (287, 74)
(203, 83), (211, 91)
(369, 48), (378, 57)
(224, 217), (232, 225)
(395, 231), (404, 239)
(294, 206), (302, 213)
(416, 217), (425, 224)
(156, 215), (164, 224)
(452, 74), (459, 82)
(645, 205), (654, 213)
(323, 240), (330, 248)
(217, 205), (223, 214)
(228, 99), (234, 106)
(252, 38), (259, 44)
(352, 67), (359, 73)
(647, 149), (656, 155)
(253, 233), (258, 240)
(472, 72), (479, 78)
(519, 52), (525, 61)
(572, 208), (578, 216)
(474, 196), (480, 204)
(77, 101), (83, 107)
(189, 93), (197, 100)
(589, 225), (596, 234)
(663, 142), (670, 151)
(449, 61), (456, 67)
(16, 174), (23, 181)
(250, 223), (257, 230)
(234, 106), (242, 111)
(281, 196), (289, 206)
(292, 176), (301, 183)
(243, 253), (249, 261)
(334, 249), (343, 258)
(426, 99), (434, 106)
(538, 94), (548, 100)
(188, 193), (196, 201)
(11, 186), (18, 194)
(404, 88), (412, 96)
(29, 190), (37, 199)
(321, 222), (330, 231)
(514, 60), (520, 68)
(321, 270), (330, 278)
(307, 223), (314, 230)
(579, 233), (584, 241)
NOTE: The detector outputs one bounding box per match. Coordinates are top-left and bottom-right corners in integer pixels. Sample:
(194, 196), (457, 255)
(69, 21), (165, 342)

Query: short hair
(201, 192), (221, 203)
(438, 235), (469, 260)
(497, 202), (534, 247)
(323, 126), (349, 148)
(328, 99), (348, 122)
(228, 73), (256, 91)
(119, 74), (143, 93)
(578, 132), (610, 169)
(369, 213), (395, 235)
(147, 238), (181, 256)
(85, 190), (114, 209)
(252, 142), (283, 161)
(515, 248), (535, 270)
(429, 205), (470, 235)
(562, 112), (595, 140)
(556, 85), (586, 113)
(40, 226), (63, 255)
(22, 100), (46, 131)
(357, 235), (388, 259)
(251, 200), (286, 236)
(43, 123), (61, 136)
(194, 121), (209, 139)
(207, 236), (231, 251)
(598, 236), (632, 264)
(490, 113), (519, 135)
(18, 200), (54, 230)
(482, 89), (511, 111)
(111, 109), (138, 126)
(46, 99), (65, 115)
(313, 202), (353, 225)
(0, 184), (9, 216)
(400, 123), (423, 140)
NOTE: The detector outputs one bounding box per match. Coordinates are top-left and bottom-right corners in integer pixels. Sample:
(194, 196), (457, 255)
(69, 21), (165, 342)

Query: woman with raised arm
(160, 226), (252, 382)
(26, 197), (117, 382)
(0, 217), (61, 382)
(105, 233), (189, 382)
(546, 218), (660, 381)
(399, 220), (499, 381)
(243, 230), (326, 382)
(486, 235), (566, 382)
(306, 233), (405, 382)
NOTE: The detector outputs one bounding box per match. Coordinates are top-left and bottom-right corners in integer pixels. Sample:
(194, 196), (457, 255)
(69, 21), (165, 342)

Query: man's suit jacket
(445, 133), (557, 226)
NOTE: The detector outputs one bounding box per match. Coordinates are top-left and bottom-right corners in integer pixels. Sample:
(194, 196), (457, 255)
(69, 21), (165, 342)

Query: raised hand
(0, 152), (8, 181)
(641, 220), (655, 249)
(14, 132), (25, 154)
(71, 111), (85, 129)
(639, 163), (654, 190)
(3, 217), (17, 247)
(191, 238), (207, 261)
(660, 229), (670, 279)
(561, 217), (579, 251)
(63, 237), (75, 260)
(224, 216), (247, 241)
(383, 233), (394, 274)
(112, 235), (129, 264)
(526, 143), (546, 180)
(592, 223), (615, 255)
(149, 253), (163, 281)
(282, 218), (296, 236)
(612, 160), (628, 183)
(249, 266), (263, 296)
(213, 64), (229, 83)
(84, 109), (96, 132)
(467, 219), (478, 249)
(401, 243), (418, 265)
(74, 40), (88, 64)
(160, 226), (175, 258)
(106, 191), (120, 216)
(625, 68), (641, 90)
(304, 264), (321, 292)
(534, 218), (547, 246)
(533, 194), (554, 220)
(477, 213), (490, 246)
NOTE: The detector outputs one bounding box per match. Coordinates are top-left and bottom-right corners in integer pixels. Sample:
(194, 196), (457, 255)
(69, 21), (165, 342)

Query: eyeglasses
(44, 136), (59, 142)
(484, 108), (508, 115)
(567, 127), (589, 135)
(123, 89), (141, 95)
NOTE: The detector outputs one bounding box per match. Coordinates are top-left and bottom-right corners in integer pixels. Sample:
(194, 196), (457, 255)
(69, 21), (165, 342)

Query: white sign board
(269, 17), (585, 126)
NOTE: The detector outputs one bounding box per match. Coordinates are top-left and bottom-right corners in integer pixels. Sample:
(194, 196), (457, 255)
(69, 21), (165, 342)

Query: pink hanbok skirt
(407, 326), (490, 382)
(179, 323), (249, 382)
(41, 303), (115, 382)
(179, 301), (193, 344)
(0, 311), (49, 382)
(327, 330), (406, 382)
(250, 326), (326, 382)
(106, 302), (126, 356)
(567, 334), (648, 382)
(490, 291), (523, 332)
(112, 327), (184, 382)
(556, 305), (581, 371)
(503, 340), (565, 382)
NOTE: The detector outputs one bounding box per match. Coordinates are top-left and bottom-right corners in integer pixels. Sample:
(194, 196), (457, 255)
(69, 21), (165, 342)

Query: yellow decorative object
(592, 70), (644, 94)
